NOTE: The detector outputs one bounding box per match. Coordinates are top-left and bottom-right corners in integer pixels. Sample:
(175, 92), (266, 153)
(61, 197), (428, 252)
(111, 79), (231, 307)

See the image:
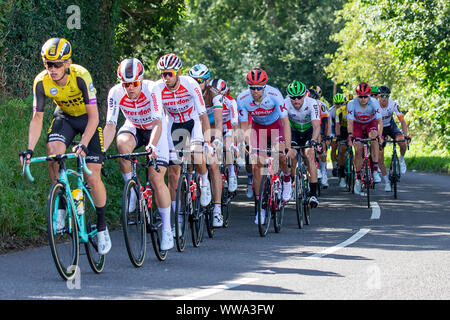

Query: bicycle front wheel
(175, 174), (190, 251)
(295, 168), (304, 229)
(364, 159), (371, 208)
(47, 182), (79, 281)
(390, 152), (399, 199)
(148, 206), (168, 261)
(122, 179), (146, 267)
(257, 175), (271, 237)
(84, 190), (106, 274)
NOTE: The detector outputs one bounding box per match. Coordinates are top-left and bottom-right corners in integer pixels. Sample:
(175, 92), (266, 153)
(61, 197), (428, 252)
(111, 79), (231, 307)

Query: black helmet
(379, 85), (391, 94)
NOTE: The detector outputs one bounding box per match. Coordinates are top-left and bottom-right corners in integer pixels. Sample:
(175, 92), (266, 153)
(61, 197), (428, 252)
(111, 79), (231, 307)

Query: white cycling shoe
(97, 228), (112, 255)
(200, 180), (212, 207)
(161, 230), (174, 250)
(228, 175), (238, 192)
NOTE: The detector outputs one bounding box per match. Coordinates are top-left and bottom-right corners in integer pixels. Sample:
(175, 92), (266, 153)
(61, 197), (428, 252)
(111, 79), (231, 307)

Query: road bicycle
(354, 137), (377, 208)
(253, 148), (287, 237)
(172, 149), (204, 251)
(338, 139), (355, 193)
(290, 142), (315, 228)
(384, 137), (410, 199)
(219, 144), (239, 228)
(105, 151), (166, 267)
(24, 153), (104, 281)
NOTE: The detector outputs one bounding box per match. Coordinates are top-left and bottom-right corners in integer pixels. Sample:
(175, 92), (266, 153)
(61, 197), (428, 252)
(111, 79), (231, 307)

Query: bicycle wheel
(47, 182), (79, 281)
(295, 168), (304, 229)
(122, 178), (146, 267)
(257, 175), (271, 237)
(175, 174), (190, 252)
(273, 183), (284, 233)
(190, 176), (205, 247)
(148, 205), (168, 261)
(390, 152), (399, 199)
(364, 159), (371, 208)
(303, 174), (312, 225)
(84, 189), (106, 274)
(221, 169), (231, 228)
(204, 206), (215, 238)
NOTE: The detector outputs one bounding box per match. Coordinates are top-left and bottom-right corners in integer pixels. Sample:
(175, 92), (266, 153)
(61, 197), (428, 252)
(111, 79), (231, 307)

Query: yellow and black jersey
(336, 106), (348, 128)
(32, 64), (97, 117)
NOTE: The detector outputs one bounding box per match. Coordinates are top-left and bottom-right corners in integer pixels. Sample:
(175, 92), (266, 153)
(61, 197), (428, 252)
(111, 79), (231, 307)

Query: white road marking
(370, 201), (381, 219)
(172, 277), (258, 300)
(305, 228), (371, 260)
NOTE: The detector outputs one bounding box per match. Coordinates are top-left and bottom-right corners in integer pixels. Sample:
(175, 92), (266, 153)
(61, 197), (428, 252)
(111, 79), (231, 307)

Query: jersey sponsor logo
(280, 104), (287, 112)
(50, 87), (58, 95)
(89, 82), (95, 92)
(249, 106), (275, 117)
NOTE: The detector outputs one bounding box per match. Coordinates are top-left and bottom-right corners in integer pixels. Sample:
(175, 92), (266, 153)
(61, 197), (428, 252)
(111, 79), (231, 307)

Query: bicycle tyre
(122, 178), (146, 267)
(257, 175), (271, 237)
(222, 168), (231, 228)
(295, 168), (304, 229)
(148, 204), (168, 261)
(175, 174), (190, 252)
(190, 174), (205, 247)
(364, 159), (371, 208)
(47, 182), (79, 281)
(390, 152), (399, 199)
(84, 188), (106, 274)
(204, 206), (215, 238)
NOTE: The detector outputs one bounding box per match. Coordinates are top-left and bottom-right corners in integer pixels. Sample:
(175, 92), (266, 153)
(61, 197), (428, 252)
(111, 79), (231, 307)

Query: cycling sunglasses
(289, 94), (306, 101)
(379, 94), (390, 98)
(160, 71), (177, 78)
(357, 95), (369, 99)
(195, 77), (207, 84)
(249, 85), (266, 91)
(371, 93), (379, 97)
(45, 61), (66, 69)
(122, 81), (141, 88)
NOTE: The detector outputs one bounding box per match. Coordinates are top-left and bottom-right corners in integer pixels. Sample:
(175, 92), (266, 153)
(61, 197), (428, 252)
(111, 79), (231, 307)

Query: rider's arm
(213, 104), (223, 142)
(27, 111), (44, 152)
(281, 116), (291, 149)
(311, 119), (321, 142)
(148, 119), (162, 151)
(103, 87), (120, 152)
(80, 104), (100, 149)
(103, 123), (116, 152)
(239, 121), (249, 146)
(200, 113), (211, 143)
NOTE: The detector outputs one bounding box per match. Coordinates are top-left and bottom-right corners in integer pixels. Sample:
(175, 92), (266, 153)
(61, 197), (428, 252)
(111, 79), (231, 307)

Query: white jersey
(151, 76), (206, 124)
(380, 99), (403, 127)
(347, 96), (382, 124)
(222, 94), (238, 126)
(106, 80), (163, 130)
(285, 96), (320, 132)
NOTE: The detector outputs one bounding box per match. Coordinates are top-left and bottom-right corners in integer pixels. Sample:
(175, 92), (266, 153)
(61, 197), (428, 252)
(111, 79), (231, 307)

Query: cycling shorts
(291, 127), (313, 148)
(382, 123), (402, 140)
(168, 118), (204, 164)
(47, 112), (104, 164)
(250, 118), (285, 150)
(117, 120), (169, 167)
(353, 119), (378, 140)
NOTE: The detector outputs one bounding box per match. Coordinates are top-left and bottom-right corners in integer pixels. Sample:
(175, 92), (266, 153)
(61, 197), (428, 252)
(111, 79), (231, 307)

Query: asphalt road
(0, 169), (449, 301)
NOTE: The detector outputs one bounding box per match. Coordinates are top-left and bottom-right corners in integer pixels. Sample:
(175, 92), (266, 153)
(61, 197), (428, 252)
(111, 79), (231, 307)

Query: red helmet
(246, 68), (268, 86)
(356, 82), (372, 95)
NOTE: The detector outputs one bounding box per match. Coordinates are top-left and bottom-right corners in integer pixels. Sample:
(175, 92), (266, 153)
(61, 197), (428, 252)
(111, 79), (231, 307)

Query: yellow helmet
(41, 38), (72, 61)
(310, 85), (322, 98)
(345, 93), (354, 103)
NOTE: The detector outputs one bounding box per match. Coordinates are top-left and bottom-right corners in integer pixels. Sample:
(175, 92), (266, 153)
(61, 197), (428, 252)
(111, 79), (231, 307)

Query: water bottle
(190, 179), (197, 200)
(72, 188), (84, 215)
(143, 182), (152, 209)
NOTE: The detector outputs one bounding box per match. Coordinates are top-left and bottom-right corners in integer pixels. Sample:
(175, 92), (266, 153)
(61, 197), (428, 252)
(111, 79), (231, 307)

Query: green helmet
(371, 85), (379, 93)
(286, 81), (306, 97)
(333, 93), (345, 104)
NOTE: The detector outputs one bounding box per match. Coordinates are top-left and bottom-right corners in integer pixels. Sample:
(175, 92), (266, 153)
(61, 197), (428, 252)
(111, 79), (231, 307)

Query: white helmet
(157, 53), (182, 70)
(117, 58), (144, 83)
(210, 78), (228, 95)
(188, 63), (210, 80)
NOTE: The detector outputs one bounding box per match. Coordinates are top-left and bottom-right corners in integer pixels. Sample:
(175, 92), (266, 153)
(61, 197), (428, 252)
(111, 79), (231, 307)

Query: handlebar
(105, 151), (160, 173)
(24, 153), (91, 182)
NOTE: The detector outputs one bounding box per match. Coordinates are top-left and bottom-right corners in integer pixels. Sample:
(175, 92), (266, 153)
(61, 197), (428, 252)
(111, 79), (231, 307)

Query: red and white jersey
(106, 80), (162, 130)
(222, 94), (238, 129)
(152, 76), (207, 124)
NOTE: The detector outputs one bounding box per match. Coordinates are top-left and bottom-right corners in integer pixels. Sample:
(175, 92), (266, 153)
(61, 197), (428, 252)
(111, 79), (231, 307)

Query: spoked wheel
(175, 174), (190, 252)
(84, 189), (105, 274)
(221, 168), (231, 228)
(273, 203), (284, 233)
(47, 182), (79, 281)
(257, 175), (271, 237)
(295, 169), (304, 229)
(148, 206), (168, 261)
(122, 179), (146, 267)
(364, 159), (371, 208)
(190, 177), (204, 247)
(204, 206), (215, 238)
(390, 154), (400, 199)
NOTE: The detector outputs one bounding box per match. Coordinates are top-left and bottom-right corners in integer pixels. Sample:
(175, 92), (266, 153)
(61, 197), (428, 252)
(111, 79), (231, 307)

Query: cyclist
(285, 81), (321, 207)
(347, 82), (383, 195)
(328, 95), (340, 177)
(334, 93), (350, 187)
(19, 38), (111, 254)
(151, 54), (212, 230)
(210, 78), (239, 193)
(309, 88), (329, 188)
(378, 85), (409, 191)
(371, 85), (379, 99)
(103, 58), (173, 250)
(188, 64), (224, 227)
(237, 68), (291, 225)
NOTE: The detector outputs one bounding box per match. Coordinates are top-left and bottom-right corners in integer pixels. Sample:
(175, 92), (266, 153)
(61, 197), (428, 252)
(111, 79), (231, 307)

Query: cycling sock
(200, 172), (209, 186)
(283, 172), (291, 182)
(383, 175), (389, 184)
(339, 166), (345, 178)
(122, 171), (133, 182)
(247, 173), (253, 185)
(158, 206), (172, 232)
(309, 182), (318, 197)
(356, 172), (361, 180)
(227, 165), (236, 177)
(171, 200), (176, 214)
(95, 205), (106, 232)
(372, 162), (379, 171)
(214, 203), (221, 213)
(400, 155), (405, 162)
